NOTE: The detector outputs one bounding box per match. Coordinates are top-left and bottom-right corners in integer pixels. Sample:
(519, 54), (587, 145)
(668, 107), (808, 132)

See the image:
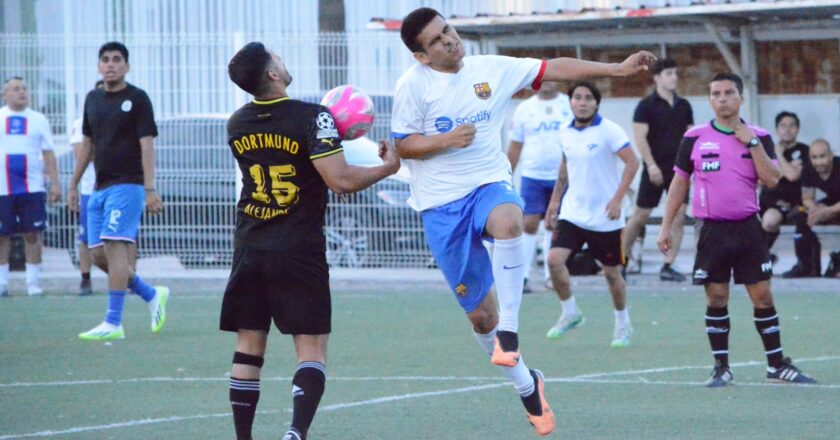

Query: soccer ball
(320, 85), (375, 140)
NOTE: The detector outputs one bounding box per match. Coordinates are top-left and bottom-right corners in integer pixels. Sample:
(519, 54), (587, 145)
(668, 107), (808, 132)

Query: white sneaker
(149, 286), (169, 333)
(78, 322), (125, 341)
(546, 313), (585, 339)
(611, 324), (634, 348)
(26, 285), (43, 296)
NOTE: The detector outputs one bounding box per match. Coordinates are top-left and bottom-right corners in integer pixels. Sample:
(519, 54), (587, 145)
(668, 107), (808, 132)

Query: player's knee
(22, 233), (40, 244)
(468, 308), (497, 333)
(546, 250), (567, 271)
(603, 267), (623, 285)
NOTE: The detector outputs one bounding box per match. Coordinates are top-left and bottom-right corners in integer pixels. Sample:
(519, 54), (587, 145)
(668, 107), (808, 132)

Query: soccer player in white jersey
(391, 8), (654, 436)
(543, 82), (639, 348)
(0, 77), (60, 297)
(507, 81), (573, 292)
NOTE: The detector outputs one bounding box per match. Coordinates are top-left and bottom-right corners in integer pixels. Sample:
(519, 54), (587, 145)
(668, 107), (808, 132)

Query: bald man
(783, 139), (840, 278)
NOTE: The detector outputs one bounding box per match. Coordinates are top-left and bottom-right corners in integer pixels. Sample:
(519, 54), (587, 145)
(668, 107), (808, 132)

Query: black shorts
(693, 215), (772, 285)
(759, 191), (799, 219)
(550, 220), (624, 267)
(636, 165), (687, 209)
(220, 246), (331, 335)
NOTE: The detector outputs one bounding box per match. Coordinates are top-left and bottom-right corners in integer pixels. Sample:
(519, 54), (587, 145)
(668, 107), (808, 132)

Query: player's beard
(574, 113), (596, 125)
(284, 72), (293, 87)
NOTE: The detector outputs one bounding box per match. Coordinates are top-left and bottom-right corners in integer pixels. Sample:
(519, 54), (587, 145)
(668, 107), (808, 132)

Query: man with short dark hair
(759, 111), (809, 266)
(623, 58), (693, 281)
(68, 41), (167, 340)
(658, 72), (816, 387)
(544, 82), (639, 347)
(0, 76), (60, 297)
(392, 7), (655, 436)
(785, 139), (840, 278)
(222, 42), (399, 440)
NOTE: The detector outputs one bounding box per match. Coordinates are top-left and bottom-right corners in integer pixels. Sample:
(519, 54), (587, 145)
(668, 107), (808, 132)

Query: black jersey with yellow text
(227, 98), (342, 251)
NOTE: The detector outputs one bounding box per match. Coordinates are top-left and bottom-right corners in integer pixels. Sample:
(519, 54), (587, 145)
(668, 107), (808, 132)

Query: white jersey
(392, 55), (546, 211)
(509, 94), (573, 180)
(0, 106), (54, 196)
(558, 114), (631, 232)
(69, 117), (96, 195)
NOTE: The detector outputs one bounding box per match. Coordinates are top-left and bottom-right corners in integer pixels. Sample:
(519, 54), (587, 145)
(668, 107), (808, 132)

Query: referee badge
(473, 82), (492, 100)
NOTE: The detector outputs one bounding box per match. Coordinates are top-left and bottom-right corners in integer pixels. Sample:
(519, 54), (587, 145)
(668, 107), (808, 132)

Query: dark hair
(98, 42), (129, 62)
(4, 76), (24, 84)
(568, 81), (601, 105)
(710, 72), (743, 95)
(775, 111), (800, 128)
(228, 42), (274, 96)
(652, 58), (677, 75)
(400, 7), (443, 53)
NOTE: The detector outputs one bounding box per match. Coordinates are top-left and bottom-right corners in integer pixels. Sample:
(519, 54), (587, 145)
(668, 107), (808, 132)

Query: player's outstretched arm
(542, 51), (656, 82)
(657, 173), (689, 254)
(395, 124), (476, 159)
(313, 140), (400, 194)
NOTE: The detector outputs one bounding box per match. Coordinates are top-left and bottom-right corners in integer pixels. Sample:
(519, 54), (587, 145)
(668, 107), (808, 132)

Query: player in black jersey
(221, 42), (399, 440)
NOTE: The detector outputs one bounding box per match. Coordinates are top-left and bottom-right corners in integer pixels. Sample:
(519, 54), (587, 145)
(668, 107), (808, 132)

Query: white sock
(561, 295), (579, 317)
(523, 232), (538, 277)
(615, 308), (631, 327)
(474, 327), (535, 397)
(0, 264), (8, 286)
(25, 263), (40, 287)
(492, 235), (528, 333)
(542, 230), (552, 280)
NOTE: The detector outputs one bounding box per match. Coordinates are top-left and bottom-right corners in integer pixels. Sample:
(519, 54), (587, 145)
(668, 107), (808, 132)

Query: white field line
(1, 356), (837, 439)
(0, 376), (504, 388)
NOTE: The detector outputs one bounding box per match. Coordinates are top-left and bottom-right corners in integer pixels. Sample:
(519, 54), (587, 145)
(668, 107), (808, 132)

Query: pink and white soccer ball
(320, 85), (375, 140)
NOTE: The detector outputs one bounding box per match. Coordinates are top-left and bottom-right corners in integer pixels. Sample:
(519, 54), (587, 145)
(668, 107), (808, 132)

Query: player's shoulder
(395, 63), (430, 90)
(747, 123), (770, 137)
(598, 116), (624, 133)
(684, 122), (710, 138)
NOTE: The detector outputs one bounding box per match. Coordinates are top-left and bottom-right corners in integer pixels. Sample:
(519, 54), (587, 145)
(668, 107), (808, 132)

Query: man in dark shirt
(759, 111), (809, 263)
(784, 139), (840, 278)
(220, 42), (399, 440)
(658, 73), (815, 387)
(68, 42), (167, 341)
(623, 59), (693, 281)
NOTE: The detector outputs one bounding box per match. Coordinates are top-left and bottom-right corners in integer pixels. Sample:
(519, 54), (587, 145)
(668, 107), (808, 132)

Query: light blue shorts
(421, 182), (524, 313)
(87, 184), (144, 248)
(519, 176), (556, 216)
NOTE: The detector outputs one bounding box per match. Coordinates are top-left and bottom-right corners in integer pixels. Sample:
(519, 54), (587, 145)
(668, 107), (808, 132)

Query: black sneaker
(825, 252), (840, 278)
(705, 362), (733, 388)
(767, 357), (817, 384)
(660, 265), (686, 282)
(782, 264), (816, 278)
(79, 279), (93, 296)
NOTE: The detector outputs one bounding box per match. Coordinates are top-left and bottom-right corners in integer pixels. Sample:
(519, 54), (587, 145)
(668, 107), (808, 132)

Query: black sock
(765, 230), (779, 250)
(705, 306), (730, 366)
(81, 272), (91, 281)
(662, 263), (671, 271)
(291, 362), (326, 439)
(754, 307), (784, 368)
(496, 330), (519, 352)
(521, 370), (543, 416)
(230, 377), (260, 440)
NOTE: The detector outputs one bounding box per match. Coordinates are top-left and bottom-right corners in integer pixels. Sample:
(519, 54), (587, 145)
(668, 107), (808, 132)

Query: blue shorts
(519, 176), (556, 216)
(87, 184), (144, 248)
(77, 194), (91, 244)
(0, 192), (47, 236)
(421, 182), (524, 313)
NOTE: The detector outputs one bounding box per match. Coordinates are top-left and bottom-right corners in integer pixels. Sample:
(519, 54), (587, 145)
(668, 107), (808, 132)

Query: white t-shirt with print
(69, 117), (96, 195)
(509, 93), (573, 180)
(558, 114), (631, 232)
(391, 55), (545, 211)
(0, 106), (54, 196)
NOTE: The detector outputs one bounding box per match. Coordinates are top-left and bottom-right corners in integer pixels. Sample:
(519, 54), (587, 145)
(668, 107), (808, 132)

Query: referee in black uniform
(622, 58), (693, 281)
(221, 42), (399, 440)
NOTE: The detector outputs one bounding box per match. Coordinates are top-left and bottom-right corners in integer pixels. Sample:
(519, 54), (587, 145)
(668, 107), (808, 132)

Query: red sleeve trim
(531, 59), (548, 91)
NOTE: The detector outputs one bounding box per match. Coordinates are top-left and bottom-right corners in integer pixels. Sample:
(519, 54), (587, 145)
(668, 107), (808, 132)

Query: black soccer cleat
(281, 428), (303, 440)
(659, 265), (686, 282)
(705, 362), (733, 388)
(767, 358), (817, 385)
(781, 264), (818, 278)
(824, 252), (840, 278)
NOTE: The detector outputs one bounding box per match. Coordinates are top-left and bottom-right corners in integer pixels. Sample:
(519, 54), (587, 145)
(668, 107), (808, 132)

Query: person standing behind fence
(657, 72), (815, 387)
(0, 77), (60, 297)
(507, 81), (573, 293)
(69, 80), (105, 296)
(68, 42), (168, 341)
(222, 42), (399, 440)
(759, 111), (809, 267)
(622, 59), (693, 281)
(543, 82), (639, 347)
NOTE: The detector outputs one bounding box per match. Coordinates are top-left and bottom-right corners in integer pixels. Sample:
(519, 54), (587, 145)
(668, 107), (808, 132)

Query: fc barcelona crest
(473, 82), (492, 100)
